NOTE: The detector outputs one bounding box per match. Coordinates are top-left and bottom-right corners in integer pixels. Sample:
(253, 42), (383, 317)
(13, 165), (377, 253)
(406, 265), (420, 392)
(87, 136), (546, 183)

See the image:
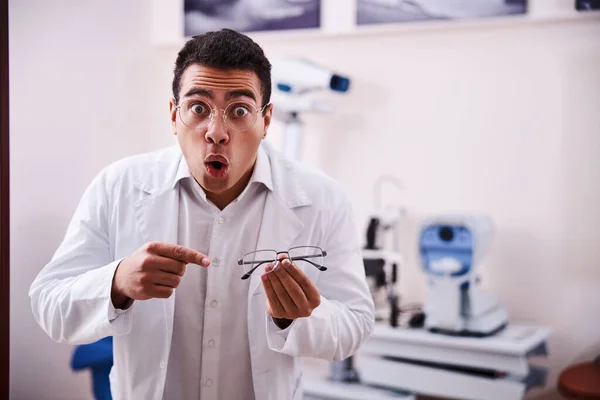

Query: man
(30, 29), (374, 400)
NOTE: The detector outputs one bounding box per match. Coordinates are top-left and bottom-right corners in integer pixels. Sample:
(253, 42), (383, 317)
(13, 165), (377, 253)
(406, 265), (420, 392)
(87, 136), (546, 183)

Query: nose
(204, 112), (229, 145)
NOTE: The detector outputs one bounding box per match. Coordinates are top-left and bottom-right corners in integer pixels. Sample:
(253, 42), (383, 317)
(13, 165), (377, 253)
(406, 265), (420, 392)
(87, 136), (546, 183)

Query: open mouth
(209, 161), (225, 171)
(204, 155), (229, 178)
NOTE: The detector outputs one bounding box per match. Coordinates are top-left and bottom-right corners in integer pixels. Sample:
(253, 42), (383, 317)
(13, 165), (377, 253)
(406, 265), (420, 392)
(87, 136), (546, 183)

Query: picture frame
(152, 0), (600, 47)
(356, 0), (528, 26)
(183, 0), (321, 37)
(575, 0), (600, 11)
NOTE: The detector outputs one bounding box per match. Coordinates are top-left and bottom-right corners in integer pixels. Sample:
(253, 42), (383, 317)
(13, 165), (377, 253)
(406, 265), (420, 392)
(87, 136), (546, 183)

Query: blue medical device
(418, 216), (508, 337)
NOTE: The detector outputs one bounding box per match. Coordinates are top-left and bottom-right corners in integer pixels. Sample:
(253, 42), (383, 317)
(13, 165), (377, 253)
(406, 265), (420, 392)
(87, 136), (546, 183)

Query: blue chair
(70, 336), (113, 400)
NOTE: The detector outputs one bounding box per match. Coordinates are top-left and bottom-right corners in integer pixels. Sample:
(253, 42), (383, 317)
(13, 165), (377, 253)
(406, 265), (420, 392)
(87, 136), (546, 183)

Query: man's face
(170, 65), (272, 205)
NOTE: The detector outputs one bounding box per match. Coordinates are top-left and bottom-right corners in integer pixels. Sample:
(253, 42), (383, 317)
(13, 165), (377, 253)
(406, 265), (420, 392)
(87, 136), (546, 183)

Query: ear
(169, 98), (178, 135)
(262, 103), (273, 139)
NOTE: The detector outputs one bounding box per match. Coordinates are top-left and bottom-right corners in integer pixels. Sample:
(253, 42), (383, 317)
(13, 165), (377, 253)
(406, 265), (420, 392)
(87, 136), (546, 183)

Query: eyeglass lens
(178, 100), (260, 131)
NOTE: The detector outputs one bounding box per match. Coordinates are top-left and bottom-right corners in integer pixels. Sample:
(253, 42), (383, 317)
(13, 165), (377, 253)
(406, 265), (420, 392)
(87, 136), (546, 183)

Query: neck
(206, 163), (255, 210)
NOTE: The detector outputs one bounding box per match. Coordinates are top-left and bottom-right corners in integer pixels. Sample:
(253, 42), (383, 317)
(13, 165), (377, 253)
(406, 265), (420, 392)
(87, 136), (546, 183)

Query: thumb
(265, 261), (279, 273)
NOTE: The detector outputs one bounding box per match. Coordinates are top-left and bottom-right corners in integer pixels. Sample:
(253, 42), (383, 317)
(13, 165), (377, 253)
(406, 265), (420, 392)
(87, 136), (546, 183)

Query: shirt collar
(251, 145), (274, 192)
(173, 145), (274, 195)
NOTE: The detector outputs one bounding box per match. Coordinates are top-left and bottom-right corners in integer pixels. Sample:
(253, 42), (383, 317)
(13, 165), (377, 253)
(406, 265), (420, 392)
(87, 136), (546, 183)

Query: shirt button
(210, 300), (218, 308)
(212, 258), (220, 266)
(205, 379), (213, 387)
(217, 217), (225, 224)
(160, 361), (166, 369)
(207, 339), (215, 347)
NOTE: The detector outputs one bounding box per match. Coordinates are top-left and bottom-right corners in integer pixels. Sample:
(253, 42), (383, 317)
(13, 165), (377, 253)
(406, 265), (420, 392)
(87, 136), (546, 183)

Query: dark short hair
(172, 29), (272, 110)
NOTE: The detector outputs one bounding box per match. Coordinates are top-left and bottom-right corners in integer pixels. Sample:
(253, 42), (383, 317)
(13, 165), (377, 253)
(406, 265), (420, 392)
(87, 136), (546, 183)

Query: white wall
(9, 1), (600, 399)
(9, 1), (178, 399)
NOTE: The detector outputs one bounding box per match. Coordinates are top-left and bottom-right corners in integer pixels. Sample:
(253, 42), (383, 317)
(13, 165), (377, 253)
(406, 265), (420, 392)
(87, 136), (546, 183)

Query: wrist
(111, 286), (131, 310)
(111, 263), (131, 309)
(273, 317), (293, 330)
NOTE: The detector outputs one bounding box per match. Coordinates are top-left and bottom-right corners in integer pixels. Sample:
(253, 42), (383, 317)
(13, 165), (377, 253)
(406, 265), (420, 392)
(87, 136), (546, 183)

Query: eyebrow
(183, 88), (213, 99)
(182, 88), (257, 103)
(225, 89), (257, 103)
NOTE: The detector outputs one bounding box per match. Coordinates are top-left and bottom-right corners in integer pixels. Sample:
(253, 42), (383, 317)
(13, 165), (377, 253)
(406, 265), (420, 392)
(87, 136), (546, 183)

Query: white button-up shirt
(163, 146), (273, 400)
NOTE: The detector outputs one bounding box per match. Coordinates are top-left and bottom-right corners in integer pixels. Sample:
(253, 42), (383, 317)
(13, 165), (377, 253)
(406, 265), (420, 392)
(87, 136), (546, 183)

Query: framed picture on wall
(357, 0), (527, 26)
(184, 0), (321, 36)
(576, 0), (600, 11)
(152, 0), (597, 47)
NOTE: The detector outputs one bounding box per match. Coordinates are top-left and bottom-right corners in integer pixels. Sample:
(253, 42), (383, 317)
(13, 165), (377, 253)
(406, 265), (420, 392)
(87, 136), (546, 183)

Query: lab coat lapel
(132, 188), (180, 246)
(132, 186), (180, 339)
(248, 142), (312, 297)
(131, 145), (182, 248)
(248, 192), (303, 297)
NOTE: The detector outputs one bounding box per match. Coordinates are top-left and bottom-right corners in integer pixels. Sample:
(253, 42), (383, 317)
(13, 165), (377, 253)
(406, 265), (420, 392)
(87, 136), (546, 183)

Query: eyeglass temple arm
(239, 260), (272, 280)
(291, 256), (328, 271)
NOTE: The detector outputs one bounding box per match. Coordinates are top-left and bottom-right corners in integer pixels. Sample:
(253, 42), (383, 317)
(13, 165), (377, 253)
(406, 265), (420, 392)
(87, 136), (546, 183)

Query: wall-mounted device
(270, 58), (350, 160)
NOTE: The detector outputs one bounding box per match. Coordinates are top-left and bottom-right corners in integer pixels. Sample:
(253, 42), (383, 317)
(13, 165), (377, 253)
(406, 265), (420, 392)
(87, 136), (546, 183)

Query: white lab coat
(29, 142), (375, 400)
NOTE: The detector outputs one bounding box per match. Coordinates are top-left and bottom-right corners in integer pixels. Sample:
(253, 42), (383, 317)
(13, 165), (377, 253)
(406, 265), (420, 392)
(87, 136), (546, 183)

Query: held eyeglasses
(237, 246), (328, 280)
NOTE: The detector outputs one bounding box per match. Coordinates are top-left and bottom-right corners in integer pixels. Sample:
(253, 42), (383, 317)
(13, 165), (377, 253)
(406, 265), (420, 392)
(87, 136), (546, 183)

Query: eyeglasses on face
(237, 246), (327, 280)
(174, 98), (269, 132)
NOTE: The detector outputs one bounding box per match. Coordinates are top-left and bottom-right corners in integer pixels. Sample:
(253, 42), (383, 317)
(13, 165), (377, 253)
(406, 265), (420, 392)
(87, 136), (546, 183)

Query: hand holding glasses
(238, 246), (327, 323)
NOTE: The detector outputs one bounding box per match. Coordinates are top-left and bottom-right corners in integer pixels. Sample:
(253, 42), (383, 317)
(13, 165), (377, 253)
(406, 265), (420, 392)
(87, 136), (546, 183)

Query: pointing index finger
(147, 242), (210, 267)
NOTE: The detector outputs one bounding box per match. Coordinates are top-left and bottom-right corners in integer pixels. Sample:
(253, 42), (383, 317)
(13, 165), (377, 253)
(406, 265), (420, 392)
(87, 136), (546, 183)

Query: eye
(229, 104), (251, 118)
(189, 102), (209, 115)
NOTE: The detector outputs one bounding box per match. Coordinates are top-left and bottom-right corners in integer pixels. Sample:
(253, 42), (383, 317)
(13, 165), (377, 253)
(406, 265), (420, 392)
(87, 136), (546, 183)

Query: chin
(200, 177), (232, 193)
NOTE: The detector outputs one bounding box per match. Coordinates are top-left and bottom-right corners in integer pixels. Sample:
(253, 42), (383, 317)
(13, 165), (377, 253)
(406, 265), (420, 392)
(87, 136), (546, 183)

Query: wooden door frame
(1, 0), (10, 397)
